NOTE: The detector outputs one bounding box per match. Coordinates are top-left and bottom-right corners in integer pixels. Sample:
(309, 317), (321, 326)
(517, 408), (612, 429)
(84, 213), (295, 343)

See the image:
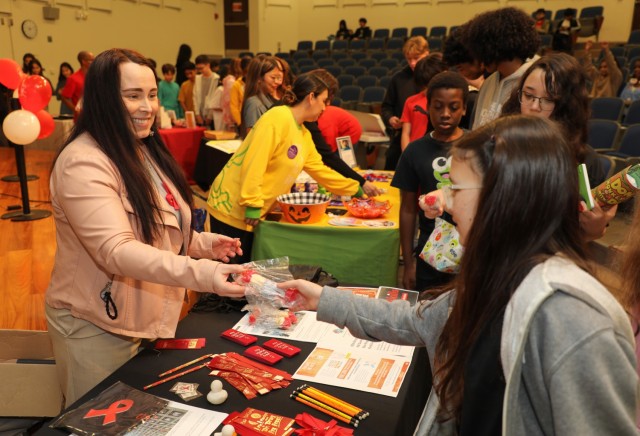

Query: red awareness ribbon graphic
(84, 399), (134, 425)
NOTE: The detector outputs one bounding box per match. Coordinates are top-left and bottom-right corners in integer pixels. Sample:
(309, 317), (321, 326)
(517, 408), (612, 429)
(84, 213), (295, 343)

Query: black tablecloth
(37, 310), (429, 436)
(193, 138), (233, 191)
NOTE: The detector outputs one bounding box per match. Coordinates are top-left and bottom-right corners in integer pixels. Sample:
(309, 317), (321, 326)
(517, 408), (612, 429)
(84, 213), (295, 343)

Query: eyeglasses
(442, 184), (483, 209)
(518, 90), (555, 111)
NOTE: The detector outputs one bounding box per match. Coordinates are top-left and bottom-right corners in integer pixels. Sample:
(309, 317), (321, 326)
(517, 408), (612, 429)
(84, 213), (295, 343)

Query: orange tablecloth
(159, 127), (206, 182)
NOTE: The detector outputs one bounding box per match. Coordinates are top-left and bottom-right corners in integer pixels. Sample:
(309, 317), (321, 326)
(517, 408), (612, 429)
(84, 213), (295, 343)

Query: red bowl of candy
(343, 198), (391, 219)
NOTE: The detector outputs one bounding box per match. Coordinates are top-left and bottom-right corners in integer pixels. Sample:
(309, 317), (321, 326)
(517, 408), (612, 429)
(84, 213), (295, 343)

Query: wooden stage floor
(0, 146), (56, 331)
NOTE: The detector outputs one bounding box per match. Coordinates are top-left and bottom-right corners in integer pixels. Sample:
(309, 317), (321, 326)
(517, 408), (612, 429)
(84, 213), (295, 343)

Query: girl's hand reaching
(419, 190), (445, 219)
(277, 279), (323, 311)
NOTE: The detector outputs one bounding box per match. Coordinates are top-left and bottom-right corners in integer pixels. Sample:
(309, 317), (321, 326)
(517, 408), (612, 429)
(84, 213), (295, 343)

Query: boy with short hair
(391, 71), (468, 292)
(178, 61), (196, 115)
(158, 63), (183, 119)
(193, 54), (220, 128)
(381, 36), (430, 170)
(399, 53), (447, 151)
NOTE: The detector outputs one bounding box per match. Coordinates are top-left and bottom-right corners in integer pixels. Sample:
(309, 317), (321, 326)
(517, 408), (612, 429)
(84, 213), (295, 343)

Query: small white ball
(221, 424), (235, 436)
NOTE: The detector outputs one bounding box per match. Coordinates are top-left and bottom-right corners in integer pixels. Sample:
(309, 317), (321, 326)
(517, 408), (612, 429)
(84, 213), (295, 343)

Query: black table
(38, 310), (429, 436)
(193, 138), (234, 191)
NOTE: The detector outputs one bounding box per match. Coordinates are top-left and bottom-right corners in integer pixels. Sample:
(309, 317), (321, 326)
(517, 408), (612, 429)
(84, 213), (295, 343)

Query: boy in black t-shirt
(391, 72), (468, 292)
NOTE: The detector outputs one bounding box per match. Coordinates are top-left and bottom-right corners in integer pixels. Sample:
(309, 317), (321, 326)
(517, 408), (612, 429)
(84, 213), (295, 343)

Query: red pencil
(158, 354), (213, 378)
(143, 363), (207, 390)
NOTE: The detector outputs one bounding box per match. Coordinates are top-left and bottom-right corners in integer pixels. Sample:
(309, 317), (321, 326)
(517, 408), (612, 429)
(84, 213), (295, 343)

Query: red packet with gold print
(224, 408), (295, 436)
(154, 338), (206, 350)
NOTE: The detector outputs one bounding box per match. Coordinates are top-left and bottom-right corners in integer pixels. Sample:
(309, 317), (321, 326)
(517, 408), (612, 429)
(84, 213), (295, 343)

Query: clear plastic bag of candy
(233, 257), (305, 329)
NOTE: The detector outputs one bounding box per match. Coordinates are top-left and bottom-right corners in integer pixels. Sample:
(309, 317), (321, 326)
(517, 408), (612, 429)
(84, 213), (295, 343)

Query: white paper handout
(293, 327), (414, 397)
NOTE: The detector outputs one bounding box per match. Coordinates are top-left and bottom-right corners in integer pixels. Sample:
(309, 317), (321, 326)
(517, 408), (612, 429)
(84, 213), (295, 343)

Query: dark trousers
(209, 215), (254, 265)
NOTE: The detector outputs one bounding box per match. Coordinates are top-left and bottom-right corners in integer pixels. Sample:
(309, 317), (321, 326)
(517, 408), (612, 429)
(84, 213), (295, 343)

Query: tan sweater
(586, 48), (623, 98)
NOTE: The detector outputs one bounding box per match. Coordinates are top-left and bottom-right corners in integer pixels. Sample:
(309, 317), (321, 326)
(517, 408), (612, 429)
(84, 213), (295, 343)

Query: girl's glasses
(518, 90), (555, 111)
(442, 184), (483, 209)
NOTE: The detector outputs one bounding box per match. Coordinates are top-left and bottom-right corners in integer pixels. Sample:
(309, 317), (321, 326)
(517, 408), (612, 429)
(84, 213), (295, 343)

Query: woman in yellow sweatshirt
(207, 72), (363, 262)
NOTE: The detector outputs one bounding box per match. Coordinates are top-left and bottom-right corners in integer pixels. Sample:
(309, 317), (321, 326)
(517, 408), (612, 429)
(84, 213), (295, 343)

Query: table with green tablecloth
(252, 177), (400, 287)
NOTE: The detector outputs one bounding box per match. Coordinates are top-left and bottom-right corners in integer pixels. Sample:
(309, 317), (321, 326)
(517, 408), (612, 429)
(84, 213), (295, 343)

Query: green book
(578, 163), (595, 210)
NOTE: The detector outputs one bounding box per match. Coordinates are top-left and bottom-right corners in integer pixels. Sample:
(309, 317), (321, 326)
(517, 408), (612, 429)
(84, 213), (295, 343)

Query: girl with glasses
(501, 52), (616, 241)
(278, 115), (637, 435)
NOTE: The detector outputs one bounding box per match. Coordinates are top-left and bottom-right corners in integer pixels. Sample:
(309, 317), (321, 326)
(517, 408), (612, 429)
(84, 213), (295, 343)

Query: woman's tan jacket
(46, 133), (221, 339)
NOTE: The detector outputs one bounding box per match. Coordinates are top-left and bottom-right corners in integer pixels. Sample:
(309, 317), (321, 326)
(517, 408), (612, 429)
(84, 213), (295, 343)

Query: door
(224, 0), (249, 54)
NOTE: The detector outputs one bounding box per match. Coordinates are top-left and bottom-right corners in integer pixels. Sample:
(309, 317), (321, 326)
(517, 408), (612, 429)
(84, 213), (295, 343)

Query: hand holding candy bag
(233, 258), (305, 329)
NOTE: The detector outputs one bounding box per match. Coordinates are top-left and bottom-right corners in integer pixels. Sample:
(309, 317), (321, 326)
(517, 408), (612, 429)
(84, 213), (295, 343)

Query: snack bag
(591, 164), (640, 206)
(233, 258), (304, 329)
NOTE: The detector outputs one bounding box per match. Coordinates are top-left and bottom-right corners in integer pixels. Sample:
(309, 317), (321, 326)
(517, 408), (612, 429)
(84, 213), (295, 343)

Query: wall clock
(21, 20), (38, 39)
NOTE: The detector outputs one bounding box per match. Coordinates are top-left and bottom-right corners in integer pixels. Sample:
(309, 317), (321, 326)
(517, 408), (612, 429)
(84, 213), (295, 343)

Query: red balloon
(34, 110), (55, 139)
(18, 75), (52, 112)
(0, 59), (24, 89)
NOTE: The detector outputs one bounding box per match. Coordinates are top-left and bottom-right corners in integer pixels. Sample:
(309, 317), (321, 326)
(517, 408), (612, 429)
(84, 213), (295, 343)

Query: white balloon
(2, 110), (40, 145)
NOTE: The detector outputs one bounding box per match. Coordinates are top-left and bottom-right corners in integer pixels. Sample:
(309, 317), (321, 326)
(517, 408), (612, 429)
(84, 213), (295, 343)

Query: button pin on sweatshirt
(287, 145), (298, 159)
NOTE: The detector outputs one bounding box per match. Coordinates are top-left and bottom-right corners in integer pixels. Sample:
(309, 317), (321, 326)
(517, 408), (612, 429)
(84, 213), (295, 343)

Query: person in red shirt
(317, 105), (362, 152)
(61, 51), (94, 119)
(400, 53), (447, 151)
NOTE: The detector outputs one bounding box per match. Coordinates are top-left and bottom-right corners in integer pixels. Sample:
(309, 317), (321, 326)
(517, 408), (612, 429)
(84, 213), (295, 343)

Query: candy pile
(360, 171), (392, 182)
(343, 198), (391, 219)
(207, 352), (293, 400)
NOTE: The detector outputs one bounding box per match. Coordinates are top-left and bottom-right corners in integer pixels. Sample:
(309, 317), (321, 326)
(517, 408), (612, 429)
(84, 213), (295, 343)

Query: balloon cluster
(0, 58), (54, 145)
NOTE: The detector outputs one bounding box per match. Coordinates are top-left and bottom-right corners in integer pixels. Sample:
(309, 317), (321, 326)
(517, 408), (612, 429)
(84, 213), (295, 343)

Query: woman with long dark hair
(240, 55), (288, 137)
(207, 72), (363, 262)
(46, 48), (245, 406)
(174, 43), (192, 85)
(278, 116), (637, 435)
(501, 52), (616, 240)
(55, 62), (74, 116)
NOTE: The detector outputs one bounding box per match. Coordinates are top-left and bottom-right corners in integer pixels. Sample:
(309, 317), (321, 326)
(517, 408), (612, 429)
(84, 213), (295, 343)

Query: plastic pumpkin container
(343, 198), (391, 219)
(277, 192), (331, 224)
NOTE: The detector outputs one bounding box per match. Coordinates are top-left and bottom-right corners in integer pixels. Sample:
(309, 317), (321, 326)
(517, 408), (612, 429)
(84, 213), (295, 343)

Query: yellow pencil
(300, 384), (368, 418)
(293, 391), (357, 422)
(291, 393), (359, 427)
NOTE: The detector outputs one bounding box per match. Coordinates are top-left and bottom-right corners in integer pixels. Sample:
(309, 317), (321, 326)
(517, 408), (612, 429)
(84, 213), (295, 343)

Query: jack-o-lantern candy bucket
(276, 192), (331, 225)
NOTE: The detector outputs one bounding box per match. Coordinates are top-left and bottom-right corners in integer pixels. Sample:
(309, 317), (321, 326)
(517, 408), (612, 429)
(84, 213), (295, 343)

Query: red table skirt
(158, 127), (206, 183)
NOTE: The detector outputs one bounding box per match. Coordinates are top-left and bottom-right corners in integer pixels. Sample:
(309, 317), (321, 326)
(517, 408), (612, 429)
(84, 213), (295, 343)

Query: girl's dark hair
(281, 72), (328, 106)
(58, 62), (74, 83)
(22, 53), (35, 73)
(308, 69), (338, 100)
(501, 53), (589, 162)
(414, 52), (447, 89)
(430, 115), (589, 422)
(240, 55), (285, 135)
(55, 48), (194, 244)
(463, 7), (539, 66)
(175, 44), (192, 84)
(339, 19), (347, 29)
(28, 59), (43, 75)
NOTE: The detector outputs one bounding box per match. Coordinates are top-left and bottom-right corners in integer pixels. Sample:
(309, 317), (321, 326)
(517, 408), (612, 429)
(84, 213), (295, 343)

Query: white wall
(0, 0), (634, 80)
(0, 0), (225, 84)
